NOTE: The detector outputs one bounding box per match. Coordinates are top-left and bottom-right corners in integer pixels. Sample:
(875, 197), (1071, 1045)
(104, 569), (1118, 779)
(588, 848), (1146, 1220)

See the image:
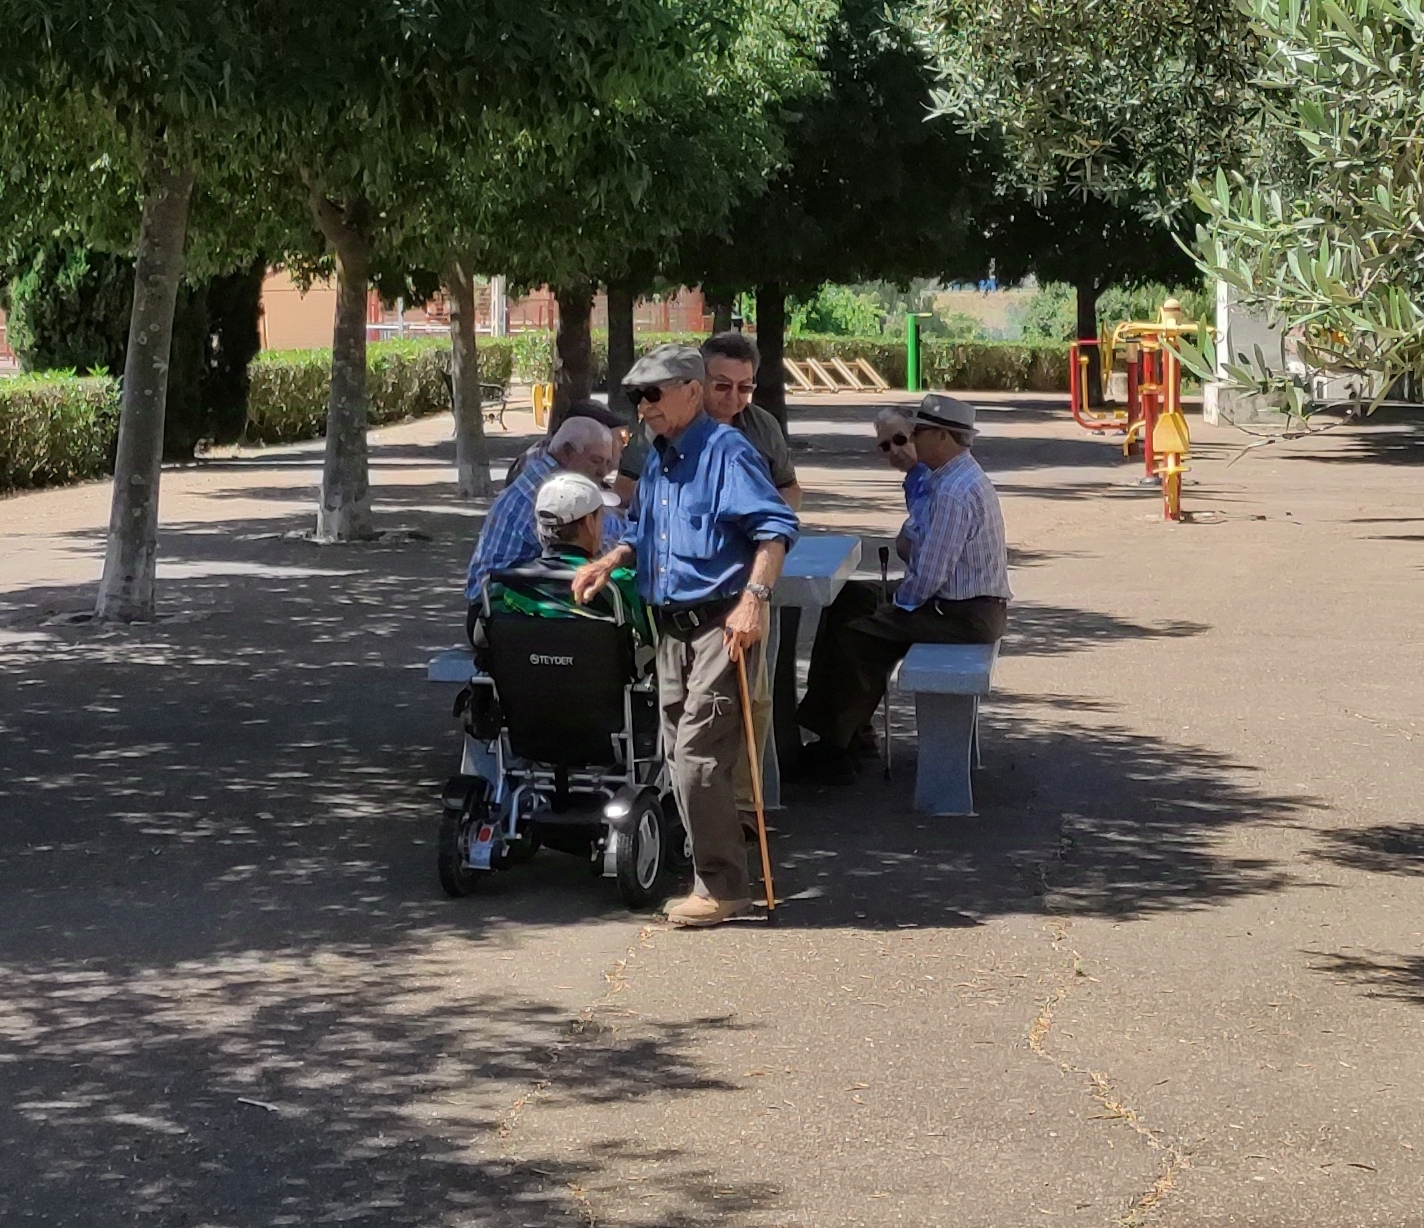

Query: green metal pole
(906, 313), (920, 392)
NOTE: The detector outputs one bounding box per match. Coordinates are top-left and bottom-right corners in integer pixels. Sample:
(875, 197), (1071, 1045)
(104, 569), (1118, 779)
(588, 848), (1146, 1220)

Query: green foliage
(925, 339), (1068, 391)
(920, 0), (1259, 210)
(511, 331), (554, 385)
(0, 374), (120, 494)
(5, 241), (133, 375)
(1015, 283), (1076, 341)
(1014, 281), (1212, 342)
(1187, 0), (1424, 410)
(245, 340), (516, 445)
(926, 311), (987, 342)
(1097, 282), (1212, 330)
(680, 0), (997, 295)
(789, 285), (885, 336)
(6, 240), (268, 459)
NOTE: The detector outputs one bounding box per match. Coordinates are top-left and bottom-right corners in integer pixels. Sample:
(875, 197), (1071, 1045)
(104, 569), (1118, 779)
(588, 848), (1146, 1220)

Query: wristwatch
(745, 582), (773, 602)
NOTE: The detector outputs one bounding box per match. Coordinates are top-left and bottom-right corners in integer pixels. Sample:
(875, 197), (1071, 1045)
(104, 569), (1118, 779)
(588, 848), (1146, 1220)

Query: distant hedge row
(2, 333), (1072, 495)
(0, 375), (121, 494)
(524, 331), (1069, 392)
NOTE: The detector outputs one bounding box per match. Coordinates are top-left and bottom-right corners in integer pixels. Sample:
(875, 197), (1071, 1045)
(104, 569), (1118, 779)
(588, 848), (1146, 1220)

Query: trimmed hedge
(0, 375), (121, 494)
(1, 331), (1071, 496)
(245, 337), (518, 445)
(571, 332), (1069, 393)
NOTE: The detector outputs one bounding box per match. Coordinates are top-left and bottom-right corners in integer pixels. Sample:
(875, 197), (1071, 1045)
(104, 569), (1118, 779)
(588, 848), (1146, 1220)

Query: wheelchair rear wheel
(438, 793), (487, 898)
(611, 795), (667, 909)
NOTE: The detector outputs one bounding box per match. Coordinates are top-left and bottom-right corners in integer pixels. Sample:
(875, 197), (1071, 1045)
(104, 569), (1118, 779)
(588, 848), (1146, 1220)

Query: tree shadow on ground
(1005, 600), (1208, 656)
(0, 485), (1314, 1221)
(771, 689), (1305, 930)
(0, 939), (762, 1226)
(1310, 824), (1424, 876)
(1306, 950), (1424, 1007)
(1273, 416), (1424, 467)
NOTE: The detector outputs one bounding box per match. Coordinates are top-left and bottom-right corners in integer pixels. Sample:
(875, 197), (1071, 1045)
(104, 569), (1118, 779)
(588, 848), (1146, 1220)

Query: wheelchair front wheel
(438, 792), (487, 898)
(611, 796), (666, 909)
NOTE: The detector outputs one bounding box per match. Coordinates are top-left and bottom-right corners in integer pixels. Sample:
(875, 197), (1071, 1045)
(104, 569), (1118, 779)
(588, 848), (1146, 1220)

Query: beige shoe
(665, 894), (753, 928)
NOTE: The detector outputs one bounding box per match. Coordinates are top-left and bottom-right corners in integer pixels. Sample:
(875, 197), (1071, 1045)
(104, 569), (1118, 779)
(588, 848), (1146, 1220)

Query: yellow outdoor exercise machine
(1069, 298), (1203, 521)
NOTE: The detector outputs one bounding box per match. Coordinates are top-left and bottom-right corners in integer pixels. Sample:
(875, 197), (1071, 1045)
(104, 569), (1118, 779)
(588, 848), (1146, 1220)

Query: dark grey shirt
(619, 403), (796, 490)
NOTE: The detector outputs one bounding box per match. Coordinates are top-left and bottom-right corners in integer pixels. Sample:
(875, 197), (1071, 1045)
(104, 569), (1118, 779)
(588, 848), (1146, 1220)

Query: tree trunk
(444, 258), (494, 497)
(552, 281), (593, 428)
(606, 279), (636, 422)
(708, 292), (733, 334)
(310, 189), (375, 540)
(94, 161), (195, 623)
(1076, 277), (1104, 408)
(754, 282), (787, 433)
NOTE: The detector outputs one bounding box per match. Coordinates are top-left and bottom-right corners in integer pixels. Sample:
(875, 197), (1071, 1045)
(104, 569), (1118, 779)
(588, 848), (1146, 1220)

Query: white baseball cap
(535, 471), (619, 529)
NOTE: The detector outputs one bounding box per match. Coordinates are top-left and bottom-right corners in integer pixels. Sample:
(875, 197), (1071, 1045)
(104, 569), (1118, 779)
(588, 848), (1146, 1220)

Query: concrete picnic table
(763, 533), (862, 807)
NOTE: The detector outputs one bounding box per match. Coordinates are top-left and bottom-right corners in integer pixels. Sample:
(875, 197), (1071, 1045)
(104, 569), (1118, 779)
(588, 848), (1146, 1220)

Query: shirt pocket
(671, 501), (719, 559)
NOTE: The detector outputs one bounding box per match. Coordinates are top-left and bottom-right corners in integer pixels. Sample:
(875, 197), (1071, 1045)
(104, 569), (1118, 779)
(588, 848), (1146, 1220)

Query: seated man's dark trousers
(658, 619), (757, 902)
(797, 579), (1006, 751)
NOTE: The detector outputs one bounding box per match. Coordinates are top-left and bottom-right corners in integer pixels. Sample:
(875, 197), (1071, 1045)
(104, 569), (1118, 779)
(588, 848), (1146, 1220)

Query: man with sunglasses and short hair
(573, 343), (799, 928)
(796, 393), (1010, 783)
(613, 332), (802, 510)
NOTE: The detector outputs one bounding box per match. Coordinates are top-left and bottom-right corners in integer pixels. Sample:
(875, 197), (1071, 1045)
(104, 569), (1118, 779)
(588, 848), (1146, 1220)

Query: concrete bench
(892, 641), (1001, 816)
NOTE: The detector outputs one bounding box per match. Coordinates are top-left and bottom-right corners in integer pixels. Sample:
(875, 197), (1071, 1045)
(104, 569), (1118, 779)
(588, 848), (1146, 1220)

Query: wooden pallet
(803, 357), (843, 392)
(783, 358), (817, 392)
(853, 357), (890, 390)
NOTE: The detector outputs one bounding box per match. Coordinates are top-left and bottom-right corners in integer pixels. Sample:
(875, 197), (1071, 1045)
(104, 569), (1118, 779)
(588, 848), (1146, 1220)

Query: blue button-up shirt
(622, 412), (800, 607)
(465, 452), (625, 599)
(904, 462), (932, 521)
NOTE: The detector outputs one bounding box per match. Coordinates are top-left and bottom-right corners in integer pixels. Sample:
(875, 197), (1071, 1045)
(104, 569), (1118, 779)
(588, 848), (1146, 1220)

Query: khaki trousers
(731, 608), (771, 814)
(657, 622), (759, 903)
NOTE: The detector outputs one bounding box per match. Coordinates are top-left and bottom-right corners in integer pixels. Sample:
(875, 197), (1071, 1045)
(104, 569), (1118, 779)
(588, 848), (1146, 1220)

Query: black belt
(652, 594), (740, 637)
(931, 596), (1007, 613)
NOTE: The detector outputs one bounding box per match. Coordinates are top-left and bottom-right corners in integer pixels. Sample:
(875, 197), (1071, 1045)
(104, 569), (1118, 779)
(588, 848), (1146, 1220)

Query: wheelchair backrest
(484, 613), (635, 766)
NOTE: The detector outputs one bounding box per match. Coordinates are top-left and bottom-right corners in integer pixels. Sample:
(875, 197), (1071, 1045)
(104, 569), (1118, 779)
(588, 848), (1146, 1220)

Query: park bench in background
(441, 370), (510, 430)
(892, 640), (1000, 815)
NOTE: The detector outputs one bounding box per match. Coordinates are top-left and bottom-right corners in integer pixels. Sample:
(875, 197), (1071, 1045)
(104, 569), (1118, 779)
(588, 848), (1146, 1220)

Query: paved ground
(2, 393), (1423, 1226)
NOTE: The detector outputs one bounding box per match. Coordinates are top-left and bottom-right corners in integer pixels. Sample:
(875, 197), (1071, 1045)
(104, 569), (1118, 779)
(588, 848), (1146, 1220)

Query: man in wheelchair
(475, 471), (651, 653)
(441, 472), (673, 907)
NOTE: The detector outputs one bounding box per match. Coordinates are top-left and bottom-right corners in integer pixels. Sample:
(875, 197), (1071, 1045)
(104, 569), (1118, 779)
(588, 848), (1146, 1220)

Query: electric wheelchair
(437, 566), (686, 909)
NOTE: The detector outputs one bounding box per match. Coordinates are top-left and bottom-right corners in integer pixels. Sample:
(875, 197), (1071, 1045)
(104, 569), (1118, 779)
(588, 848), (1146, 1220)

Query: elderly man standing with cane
(573, 344), (799, 927)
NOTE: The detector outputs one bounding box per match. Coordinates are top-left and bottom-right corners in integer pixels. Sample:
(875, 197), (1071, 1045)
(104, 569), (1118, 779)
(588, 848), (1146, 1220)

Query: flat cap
(624, 343), (704, 388)
(914, 393), (978, 435)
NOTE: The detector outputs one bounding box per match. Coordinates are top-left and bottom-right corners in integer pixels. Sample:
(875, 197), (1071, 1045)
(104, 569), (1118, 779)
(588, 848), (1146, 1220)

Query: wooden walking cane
(879, 546), (892, 781)
(735, 652), (777, 912)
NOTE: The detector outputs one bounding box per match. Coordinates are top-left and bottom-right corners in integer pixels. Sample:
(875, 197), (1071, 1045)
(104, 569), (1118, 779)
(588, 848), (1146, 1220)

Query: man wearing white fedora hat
(797, 393), (1011, 782)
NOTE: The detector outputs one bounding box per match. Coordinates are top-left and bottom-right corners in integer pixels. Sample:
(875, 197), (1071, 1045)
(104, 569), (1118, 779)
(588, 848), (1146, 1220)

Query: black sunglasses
(627, 382), (682, 407)
(877, 433), (909, 451)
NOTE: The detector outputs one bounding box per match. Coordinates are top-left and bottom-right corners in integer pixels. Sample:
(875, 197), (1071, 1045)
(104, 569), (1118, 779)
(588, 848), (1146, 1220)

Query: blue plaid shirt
(896, 451), (1011, 609)
(464, 455), (629, 600)
(622, 412), (799, 607)
(904, 462), (932, 523)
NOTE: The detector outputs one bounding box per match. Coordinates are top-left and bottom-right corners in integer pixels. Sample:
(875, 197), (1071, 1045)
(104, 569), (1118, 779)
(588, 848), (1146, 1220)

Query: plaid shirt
(465, 452), (626, 600)
(465, 452), (559, 599)
(896, 451), (1011, 610)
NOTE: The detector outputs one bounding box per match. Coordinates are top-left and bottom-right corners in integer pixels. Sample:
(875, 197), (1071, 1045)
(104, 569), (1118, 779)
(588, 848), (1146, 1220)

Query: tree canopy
(918, 0), (1259, 213)
(1187, 0), (1424, 410)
